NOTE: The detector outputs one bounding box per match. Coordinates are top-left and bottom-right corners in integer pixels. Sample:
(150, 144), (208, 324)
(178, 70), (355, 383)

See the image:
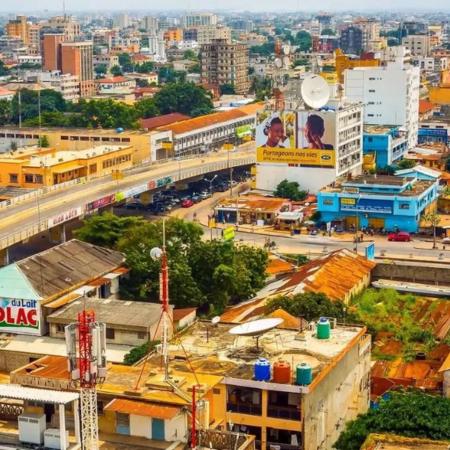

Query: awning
(52, 165), (86, 174)
(104, 399), (182, 420)
(0, 384), (78, 405)
(277, 212), (303, 221)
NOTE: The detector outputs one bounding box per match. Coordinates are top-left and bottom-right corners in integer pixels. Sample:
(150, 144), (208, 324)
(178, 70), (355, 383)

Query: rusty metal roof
(173, 308), (197, 322)
(104, 398), (182, 420)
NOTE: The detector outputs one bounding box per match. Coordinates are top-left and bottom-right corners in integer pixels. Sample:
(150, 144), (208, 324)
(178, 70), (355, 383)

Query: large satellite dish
(301, 74), (330, 109)
(282, 44), (290, 55)
(229, 318), (284, 337)
(274, 58), (283, 68)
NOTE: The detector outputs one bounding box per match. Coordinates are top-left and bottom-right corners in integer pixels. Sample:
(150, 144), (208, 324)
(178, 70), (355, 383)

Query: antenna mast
(160, 220), (170, 380)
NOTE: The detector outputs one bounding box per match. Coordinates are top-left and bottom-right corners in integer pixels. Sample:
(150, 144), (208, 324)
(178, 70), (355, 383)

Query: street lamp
(355, 195), (362, 254)
(205, 175), (217, 240)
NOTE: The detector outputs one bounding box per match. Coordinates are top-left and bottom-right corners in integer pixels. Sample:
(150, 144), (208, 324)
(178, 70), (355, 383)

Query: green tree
(333, 391), (450, 450)
(183, 50), (198, 60)
(38, 135), (49, 148)
(191, 107), (213, 118)
(154, 82), (213, 116)
(250, 77), (272, 102)
(118, 53), (132, 66)
(249, 42), (276, 56)
(94, 65), (108, 76)
(274, 180), (308, 201)
(135, 61), (154, 73)
(137, 79), (150, 87)
(0, 61), (9, 76)
(110, 65), (123, 76)
(321, 28), (335, 35)
(123, 340), (160, 365)
(0, 99), (12, 125)
(397, 159), (416, 169)
(422, 210), (440, 249)
(135, 97), (160, 119)
(388, 38), (400, 46)
(445, 156), (450, 172)
(219, 83), (236, 95)
(295, 30), (312, 51)
(265, 292), (346, 321)
(74, 212), (147, 248)
(293, 58), (308, 67)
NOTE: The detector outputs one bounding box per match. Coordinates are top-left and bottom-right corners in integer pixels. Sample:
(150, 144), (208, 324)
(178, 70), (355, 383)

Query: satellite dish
(150, 247), (163, 261)
(274, 58), (283, 68)
(229, 318), (284, 337)
(283, 56), (291, 68)
(301, 74), (330, 109)
(211, 316), (220, 324)
(282, 44), (290, 55)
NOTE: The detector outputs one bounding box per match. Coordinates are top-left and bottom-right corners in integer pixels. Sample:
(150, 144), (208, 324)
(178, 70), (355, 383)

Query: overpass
(0, 148), (255, 256)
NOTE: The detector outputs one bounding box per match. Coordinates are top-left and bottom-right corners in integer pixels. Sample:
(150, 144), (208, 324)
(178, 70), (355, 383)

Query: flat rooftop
(362, 434), (450, 450)
(364, 125), (397, 135)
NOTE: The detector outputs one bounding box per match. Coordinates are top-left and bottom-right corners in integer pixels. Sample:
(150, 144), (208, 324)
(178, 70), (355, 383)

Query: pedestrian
(193, 212), (197, 222)
(360, 233), (364, 242)
(235, 222), (239, 232)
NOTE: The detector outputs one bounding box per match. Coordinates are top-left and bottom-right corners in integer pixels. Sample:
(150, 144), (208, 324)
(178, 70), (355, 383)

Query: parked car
(228, 180), (238, 187)
(443, 237), (450, 244)
(144, 203), (164, 214)
(199, 191), (211, 199)
(215, 184), (228, 192)
(124, 201), (143, 210)
(181, 199), (194, 208)
(388, 232), (411, 242)
(191, 194), (201, 203)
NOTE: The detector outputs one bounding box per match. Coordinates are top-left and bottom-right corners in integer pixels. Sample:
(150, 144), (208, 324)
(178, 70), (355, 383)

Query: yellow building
(163, 28), (182, 42)
(0, 144), (133, 188)
(335, 48), (380, 83)
(429, 69), (450, 104)
(6, 15), (29, 44)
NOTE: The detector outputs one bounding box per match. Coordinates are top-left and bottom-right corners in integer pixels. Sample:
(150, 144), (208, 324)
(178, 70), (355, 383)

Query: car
(215, 184), (228, 192)
(165, 195), (181, 204)
(228, 180), (238, 187)
(181, 199), (194, 208)
(191, 194), (201, 203)
(388, 232), (411, 242)
(443, 237), (450, 244)
(199, 191), (211, 199)
(124, 201), (143, 210)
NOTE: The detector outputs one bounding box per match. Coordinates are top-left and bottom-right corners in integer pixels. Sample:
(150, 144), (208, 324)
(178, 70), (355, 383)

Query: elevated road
(0, 149), (255, 251)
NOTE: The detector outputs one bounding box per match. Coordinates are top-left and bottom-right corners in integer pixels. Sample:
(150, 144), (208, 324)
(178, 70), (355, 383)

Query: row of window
(10, 173), (43, 184)
(102, 154), (131, 169)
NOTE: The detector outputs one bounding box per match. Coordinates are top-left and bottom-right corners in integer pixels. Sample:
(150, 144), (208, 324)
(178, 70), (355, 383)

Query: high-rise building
(402, 35), (430, 57)
(28, 25), (42, 55)
(41, 16), (81, 42)
(185, 13), (217, 27)
(340, 26), (364, 54)
(61, 41), (94, 97)
(196, 26), (231, 45)
(6, 15), (29, 44)
(141, 16), (158, 32)
(201, 39), (249, 94)
(42, 34), (64, 71)
(116, 13), (130, 30)
(228, 20), (254, 34)
(344, 47), (420, 152)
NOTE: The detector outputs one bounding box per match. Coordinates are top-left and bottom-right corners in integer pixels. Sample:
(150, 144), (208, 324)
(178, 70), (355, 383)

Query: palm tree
(422, 210), (440, 249)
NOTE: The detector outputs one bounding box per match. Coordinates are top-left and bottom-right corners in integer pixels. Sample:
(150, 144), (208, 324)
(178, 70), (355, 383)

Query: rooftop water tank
(273, 360), (291, 384)
(254, 358), (270, 381)
(296, 362), (312, 386)
(317, 317), (330, 339)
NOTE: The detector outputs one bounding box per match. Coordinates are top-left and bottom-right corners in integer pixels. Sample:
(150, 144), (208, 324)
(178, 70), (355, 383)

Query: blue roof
(0, 264), (42, 301)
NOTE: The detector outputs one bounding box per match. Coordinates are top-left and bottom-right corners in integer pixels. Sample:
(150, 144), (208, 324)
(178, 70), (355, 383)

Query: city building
(141, 16), (158, 32)
(93, 54), (119, 71)
(228, 19), (254, 34)
(25, 70), (80, 101)
(335, 48), (380, 83)
(61, 40), (94, 97)
(0, 87), (14, 100)
(6, 15), (29, 44)
(196, 25), (231, 45)
(27, 24), (42, 55)
(402, 35), (430, 57)
(201, 38), (249, 94)
(429, 69), (450, 104)
(40, 16), (81, 42)
(42, 34), (64, 71)
(414, 55), (449, 71)
(163, 28), (182, 43)
(339, 26), (364, 54)
(317, 173), (438, 232)
(116, 13), (130, 30)
(363, 125), (408, 168)
(95, 76), (136, 94)
(185, 12), (218, 27)
(344, 51), (420, 151)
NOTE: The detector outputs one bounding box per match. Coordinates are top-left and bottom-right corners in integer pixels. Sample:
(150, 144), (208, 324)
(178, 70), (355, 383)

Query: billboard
(86, 194), (117, 213)
(256, 110), (336, 168)
(48, 206), (84, 228)
(0, 298), (40, 335)
(340, 198), (393, 214)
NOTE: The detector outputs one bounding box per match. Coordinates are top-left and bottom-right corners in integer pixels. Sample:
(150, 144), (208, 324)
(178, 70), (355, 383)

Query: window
(35, 175), (43, 184)
(25, 174), (34, 183)
(368, 137), (373, 142)
(106, 328), (115, 340)
(399, 203), (410, 210)
(138, 331), (146, 340)
(9, 174), (18, 183)
(323, 199), (333, 206)
(56, 323), (65, 333)
(369, 89), (375, 93)
(368, 114), (374, 117)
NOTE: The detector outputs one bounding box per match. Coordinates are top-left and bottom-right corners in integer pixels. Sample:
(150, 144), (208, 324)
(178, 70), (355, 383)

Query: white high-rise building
(116, 13), (130, 30)
(141, 16), (158, 32)
(185, 13), (217, 27)
(344, 47), (420, 151)
(147, 30), (166, 62)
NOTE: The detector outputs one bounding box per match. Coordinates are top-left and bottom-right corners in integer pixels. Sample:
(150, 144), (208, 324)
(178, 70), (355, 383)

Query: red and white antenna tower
(66, 310), (107, 450)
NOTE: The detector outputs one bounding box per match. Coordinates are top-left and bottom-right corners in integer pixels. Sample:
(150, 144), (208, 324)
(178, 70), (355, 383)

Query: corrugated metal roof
(0, 384), (78, 404)
(104, 398), (181, 419)
(141, 113), (190, 130)
(173, 308), (197, 322)
(0, 264), (42, 301)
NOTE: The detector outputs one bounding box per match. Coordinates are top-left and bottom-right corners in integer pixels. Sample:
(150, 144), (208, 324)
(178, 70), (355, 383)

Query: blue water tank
(296, 362), (312, 385)
(254, 358), (271, 381)
(116, 127), (124, 133)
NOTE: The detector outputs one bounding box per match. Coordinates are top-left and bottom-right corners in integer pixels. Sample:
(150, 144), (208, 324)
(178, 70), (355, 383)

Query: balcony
(267, 405), (301, 421)
(227, 401), (262, 416)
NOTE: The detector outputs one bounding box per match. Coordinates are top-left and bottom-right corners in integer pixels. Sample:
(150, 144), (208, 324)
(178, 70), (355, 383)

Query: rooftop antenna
(301, 74), (330, 109)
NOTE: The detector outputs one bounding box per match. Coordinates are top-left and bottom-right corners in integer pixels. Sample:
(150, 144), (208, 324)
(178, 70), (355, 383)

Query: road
(0, 150), (254, 250)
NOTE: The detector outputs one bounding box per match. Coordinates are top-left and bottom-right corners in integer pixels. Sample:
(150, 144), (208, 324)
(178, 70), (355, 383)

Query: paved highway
(0, 150), (255, 250)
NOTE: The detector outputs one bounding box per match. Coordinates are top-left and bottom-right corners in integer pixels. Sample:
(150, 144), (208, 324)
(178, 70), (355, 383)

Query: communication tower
(65, 310), (107, 450)
(271, 40), (291, 111)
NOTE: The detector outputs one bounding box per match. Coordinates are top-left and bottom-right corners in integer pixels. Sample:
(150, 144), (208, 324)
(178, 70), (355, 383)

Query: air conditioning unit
(18, 412), (46, 445)
(44, 428), (69, 449)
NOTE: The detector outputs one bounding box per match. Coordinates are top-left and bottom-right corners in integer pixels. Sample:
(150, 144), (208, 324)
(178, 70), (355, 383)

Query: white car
(199, 191), (211, 199)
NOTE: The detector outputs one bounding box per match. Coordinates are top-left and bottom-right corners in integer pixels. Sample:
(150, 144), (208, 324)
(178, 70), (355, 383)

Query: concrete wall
(165, 414), (187, 442)
(0, 350), (44, 373)
(373, 262), (450, 284)
(303, 333), (371, 450)
(130, 415), (151, 439)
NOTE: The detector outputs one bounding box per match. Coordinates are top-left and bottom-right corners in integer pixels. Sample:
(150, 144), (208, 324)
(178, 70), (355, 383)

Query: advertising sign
(123, 184), (148, 199)
(236, 124), (254, 138)
(48, 206), (84, 228)
(86, 194), (116, 213)
(0, 298), (40, 335)
(365, 243), (375, 261)
(256, 110), (336, 168)
(222, 226), (235, 241)
(340, 198), (393, 214)
(156, 176), (172, 188)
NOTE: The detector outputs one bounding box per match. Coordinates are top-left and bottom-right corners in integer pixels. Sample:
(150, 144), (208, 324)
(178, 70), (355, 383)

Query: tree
(123, 340), (160, 365)
(219, 83), (236, 95)
(293, 59), (308, 67)
(274, 180), (308, 201)
(74, 212), (147, 248)
(135, 97), (160, 119)
(94, 65), (108, 76)
(333, 391), (450, 450)
(388, 38), (400, 46)
(154, 82), (213, 116)
(441, 185), (450, 198)
(295, 30), (312, 51)
(38, 135), (49, 148)
(110, 65), (123, 77)
(397, 159), (416, 169)
(0, 99), (12, 125)
(0, 61), (9, 76)
(183, 50), (198, 60)
(422, 210), (440, 249)
(191, 107), (214, 118)
(137, 79), (150, 88)
(118, 53), (132, 66)
(249, 42), (276, 56)
(135, 61), (154, 73)
(321, 28), (335, 35)
(445, 156), (450, 172)
(265, 292), (346, 321)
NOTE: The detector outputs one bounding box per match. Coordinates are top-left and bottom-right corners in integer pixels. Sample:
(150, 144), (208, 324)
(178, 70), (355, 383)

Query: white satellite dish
(282, 44), (290, 55)
(211, 316), (220, 324)
(274, 58), (283, 68)
(229, 318), (284, 337)
(283, 56), (291, 68)
(301, 74), (330, 109)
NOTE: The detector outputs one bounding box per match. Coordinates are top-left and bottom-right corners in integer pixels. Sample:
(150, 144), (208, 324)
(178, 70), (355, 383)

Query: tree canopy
(321, 28), (335, 35)
(75, 215), (268, 312)
(396, 159), (416, 169)
(274, 180), (308, 201)
(219, 83), (236, 95)
(333, 391), (450, 450)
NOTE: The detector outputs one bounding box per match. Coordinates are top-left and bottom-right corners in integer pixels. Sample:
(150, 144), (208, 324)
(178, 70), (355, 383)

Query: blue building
(363, 125), (408, 168)
(317, 172), (438, 232)
(418, 127), (448, 145)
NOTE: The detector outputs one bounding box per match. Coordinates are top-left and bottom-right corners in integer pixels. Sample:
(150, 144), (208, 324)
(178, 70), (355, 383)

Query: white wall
(130, 415), (151, 439)
(165, 414), (187, 442)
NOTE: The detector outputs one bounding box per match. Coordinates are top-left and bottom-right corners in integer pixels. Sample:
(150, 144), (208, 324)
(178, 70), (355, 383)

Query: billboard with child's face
(256, 110), (336, 168)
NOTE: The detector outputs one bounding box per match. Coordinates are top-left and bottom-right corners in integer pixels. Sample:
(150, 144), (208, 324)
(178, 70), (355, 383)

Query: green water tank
(317, 317), (330, 339)
(296, 362), (312, 385)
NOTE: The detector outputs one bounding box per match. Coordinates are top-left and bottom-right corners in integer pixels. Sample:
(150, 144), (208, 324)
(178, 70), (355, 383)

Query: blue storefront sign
(418, 128), (448, 144)
(365, 243), (375, 261)
(340, 198), (393, 214)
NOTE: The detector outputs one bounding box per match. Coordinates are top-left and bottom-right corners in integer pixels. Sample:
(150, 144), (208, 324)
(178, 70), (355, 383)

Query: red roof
(132, 55), (151, 61)
(105, 399), (181, 419)
(173, 307), (197, 321)
(419, 100), (436, 114)
(96, 76), (128, 84)
(141, 113), (190, 130)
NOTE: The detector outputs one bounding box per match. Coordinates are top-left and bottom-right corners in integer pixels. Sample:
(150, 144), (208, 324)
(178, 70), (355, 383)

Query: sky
(2, 0), (450, 12)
